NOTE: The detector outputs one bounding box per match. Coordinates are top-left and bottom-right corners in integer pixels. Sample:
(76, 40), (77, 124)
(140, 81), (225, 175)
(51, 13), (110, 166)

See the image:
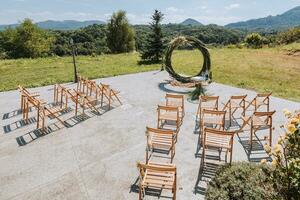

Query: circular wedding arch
(164, 36), (211, 83)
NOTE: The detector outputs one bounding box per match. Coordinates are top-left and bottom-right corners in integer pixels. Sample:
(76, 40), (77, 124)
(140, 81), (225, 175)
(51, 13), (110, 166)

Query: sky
(0, 0), (300, 25)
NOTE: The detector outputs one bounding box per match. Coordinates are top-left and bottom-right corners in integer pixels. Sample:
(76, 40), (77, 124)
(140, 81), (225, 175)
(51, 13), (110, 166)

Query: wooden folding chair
(137, 162), (177, 200)
(199, 109), (226, 146)
(165, 94), (184, 119)
(222, 95), (247, 127)
(18, 85), (41, 114)
(98, 83), (122, 110)
(53, 84), (69, 109)
(157, 105), (181, 134)
(38, 103), (68, 131)
(145, 127), (176, 164)
(245, 93), (272, 112)
(241, 111), (275, 150)
(196, 96), (219, 121)
(201, 128), (235, 168)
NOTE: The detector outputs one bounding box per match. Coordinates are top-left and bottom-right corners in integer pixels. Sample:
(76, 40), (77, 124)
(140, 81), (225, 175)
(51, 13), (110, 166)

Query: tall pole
(70, 38), (78, 83)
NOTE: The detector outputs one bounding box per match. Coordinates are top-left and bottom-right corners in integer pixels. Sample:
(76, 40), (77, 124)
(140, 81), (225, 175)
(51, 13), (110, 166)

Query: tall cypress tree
(141, 10), (165, 63)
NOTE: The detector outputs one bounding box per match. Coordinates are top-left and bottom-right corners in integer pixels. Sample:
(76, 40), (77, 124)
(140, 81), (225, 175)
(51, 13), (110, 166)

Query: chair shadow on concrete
(237, 131), (271, 163)
(158, 82), (191, 95)
(3, 117), (37, 134)
(194, 159), (220, 196)
(2, 108), (33, 120)
(16, 122), (64, 146)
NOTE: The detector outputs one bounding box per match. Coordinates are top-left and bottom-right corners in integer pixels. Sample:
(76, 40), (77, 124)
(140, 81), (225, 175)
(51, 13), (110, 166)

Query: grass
(0, 44), (300, 101)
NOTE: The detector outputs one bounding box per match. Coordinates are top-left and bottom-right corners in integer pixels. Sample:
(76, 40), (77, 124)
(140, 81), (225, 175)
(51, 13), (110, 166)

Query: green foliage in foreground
(206, 162), (282, 200)
(0, 47), (299, 102)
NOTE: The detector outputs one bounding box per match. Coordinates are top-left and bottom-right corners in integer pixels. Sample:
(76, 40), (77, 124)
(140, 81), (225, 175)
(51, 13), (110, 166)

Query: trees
(277, 27), (300, 44)
(106, 11), (135, 53)
(0, 19), (54, 58)
(245, 33), (264, 48)
(140, 10), (165, 62)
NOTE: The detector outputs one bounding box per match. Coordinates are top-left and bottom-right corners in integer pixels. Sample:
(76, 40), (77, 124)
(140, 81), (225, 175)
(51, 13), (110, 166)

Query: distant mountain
(0, 20), (105, 31)
(226, 6), (300, 30)
(180, 18), (203, 26)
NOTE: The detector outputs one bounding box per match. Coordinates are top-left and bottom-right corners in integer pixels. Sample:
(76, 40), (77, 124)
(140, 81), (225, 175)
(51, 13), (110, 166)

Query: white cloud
(225, 3), (240, 10)
(166, 7), (184, 13)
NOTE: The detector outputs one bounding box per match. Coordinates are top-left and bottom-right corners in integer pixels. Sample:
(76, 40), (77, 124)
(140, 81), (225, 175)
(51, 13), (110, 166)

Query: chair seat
(205, 134), (231, 149)
(252, 116), (268, 126)
(159, 111), (179, 121)
(167, 101), (182, 108)
(230, 101), (241, 108)
(202, 116), (223, 125)
(141, 163), (175, 190)
(85, 95), (97, 103)
(150, 133), (173, 150)
(45, 106), (64, 116)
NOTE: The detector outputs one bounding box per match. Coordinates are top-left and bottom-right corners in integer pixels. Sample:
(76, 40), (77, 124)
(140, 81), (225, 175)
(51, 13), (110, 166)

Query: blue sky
(0, 0), (299, 25)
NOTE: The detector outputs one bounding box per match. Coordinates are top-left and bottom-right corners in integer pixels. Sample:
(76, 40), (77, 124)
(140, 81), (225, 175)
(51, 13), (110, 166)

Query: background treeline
(0, 18), (299, 59)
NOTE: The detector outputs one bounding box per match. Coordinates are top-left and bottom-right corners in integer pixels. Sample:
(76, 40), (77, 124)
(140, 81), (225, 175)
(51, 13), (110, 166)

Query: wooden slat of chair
(157, 105), (181, 134)
(146, 127), (176, 163)
(196, 96), (219, 121)
(201, 128), (235, 168)
(137, 162), (177, 200)
(165, 93), (185, 118)
(222, 95), (247, 127)
(199, 109), (226, 146)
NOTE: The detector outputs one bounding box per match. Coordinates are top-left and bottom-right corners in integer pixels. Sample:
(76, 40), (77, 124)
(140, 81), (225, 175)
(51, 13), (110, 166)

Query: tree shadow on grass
(137, 60), (161, 65)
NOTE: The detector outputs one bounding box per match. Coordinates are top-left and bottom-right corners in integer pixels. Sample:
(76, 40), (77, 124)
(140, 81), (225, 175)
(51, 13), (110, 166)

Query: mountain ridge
(180, 18), (203, 26)
(225, 6), (300, 30)
(0, 20), (105, 31)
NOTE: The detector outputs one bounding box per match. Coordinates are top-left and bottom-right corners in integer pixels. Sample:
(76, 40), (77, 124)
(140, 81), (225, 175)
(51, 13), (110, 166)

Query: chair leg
(138, 185), (142, 200)
(229, 148), (233, 165)
(201, 146), (206, 171)
(229, 106), (232, 127)
(269, 126), (272, 147)
(250, 126), (253, 152)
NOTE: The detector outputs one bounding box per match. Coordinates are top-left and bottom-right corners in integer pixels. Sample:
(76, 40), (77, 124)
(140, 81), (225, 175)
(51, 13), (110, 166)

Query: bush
(206, 162), (282, 200)
(245, 33), (264, 48)
(263, 110), (300, 199)
(277, 27), (300, 44)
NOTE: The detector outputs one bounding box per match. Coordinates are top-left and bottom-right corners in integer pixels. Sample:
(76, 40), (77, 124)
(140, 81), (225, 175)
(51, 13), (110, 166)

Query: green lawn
(0, 45), (300, 101)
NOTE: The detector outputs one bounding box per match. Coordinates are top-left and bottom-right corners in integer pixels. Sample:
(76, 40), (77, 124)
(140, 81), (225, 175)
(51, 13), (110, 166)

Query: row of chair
(137, 94), (185, 200)
(197, 93), (275, 167)
(18, 76), (122, 132)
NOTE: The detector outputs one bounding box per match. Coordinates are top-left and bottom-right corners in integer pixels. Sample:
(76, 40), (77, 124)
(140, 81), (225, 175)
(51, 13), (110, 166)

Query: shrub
(245, 33), (264, 48)
(277, 27), (300, 44)
(263, 110), (300, 199)
(206, 162), (282, 200)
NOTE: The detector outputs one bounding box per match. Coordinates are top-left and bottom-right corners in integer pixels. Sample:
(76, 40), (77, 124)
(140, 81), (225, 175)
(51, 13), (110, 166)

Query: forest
(0, 18), (299, 59)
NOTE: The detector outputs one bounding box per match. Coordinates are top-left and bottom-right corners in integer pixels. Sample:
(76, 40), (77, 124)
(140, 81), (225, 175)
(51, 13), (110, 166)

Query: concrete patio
(0, 70), (299, 200)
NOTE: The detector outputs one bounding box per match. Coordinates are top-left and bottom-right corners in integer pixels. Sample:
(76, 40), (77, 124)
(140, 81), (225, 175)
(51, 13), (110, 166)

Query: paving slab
(0, 70), (299, 200)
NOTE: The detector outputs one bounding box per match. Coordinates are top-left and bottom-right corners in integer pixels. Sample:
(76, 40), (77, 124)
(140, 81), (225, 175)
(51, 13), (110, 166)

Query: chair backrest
(230, 95), (247, 105)
(146, 127), (175, 146)
(203, 128), (235, 147)
(165, 93), (184, 108)
(254, 93), (272, 111)
(201, 109), (226, 129)
(199, 96), (219, 110)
